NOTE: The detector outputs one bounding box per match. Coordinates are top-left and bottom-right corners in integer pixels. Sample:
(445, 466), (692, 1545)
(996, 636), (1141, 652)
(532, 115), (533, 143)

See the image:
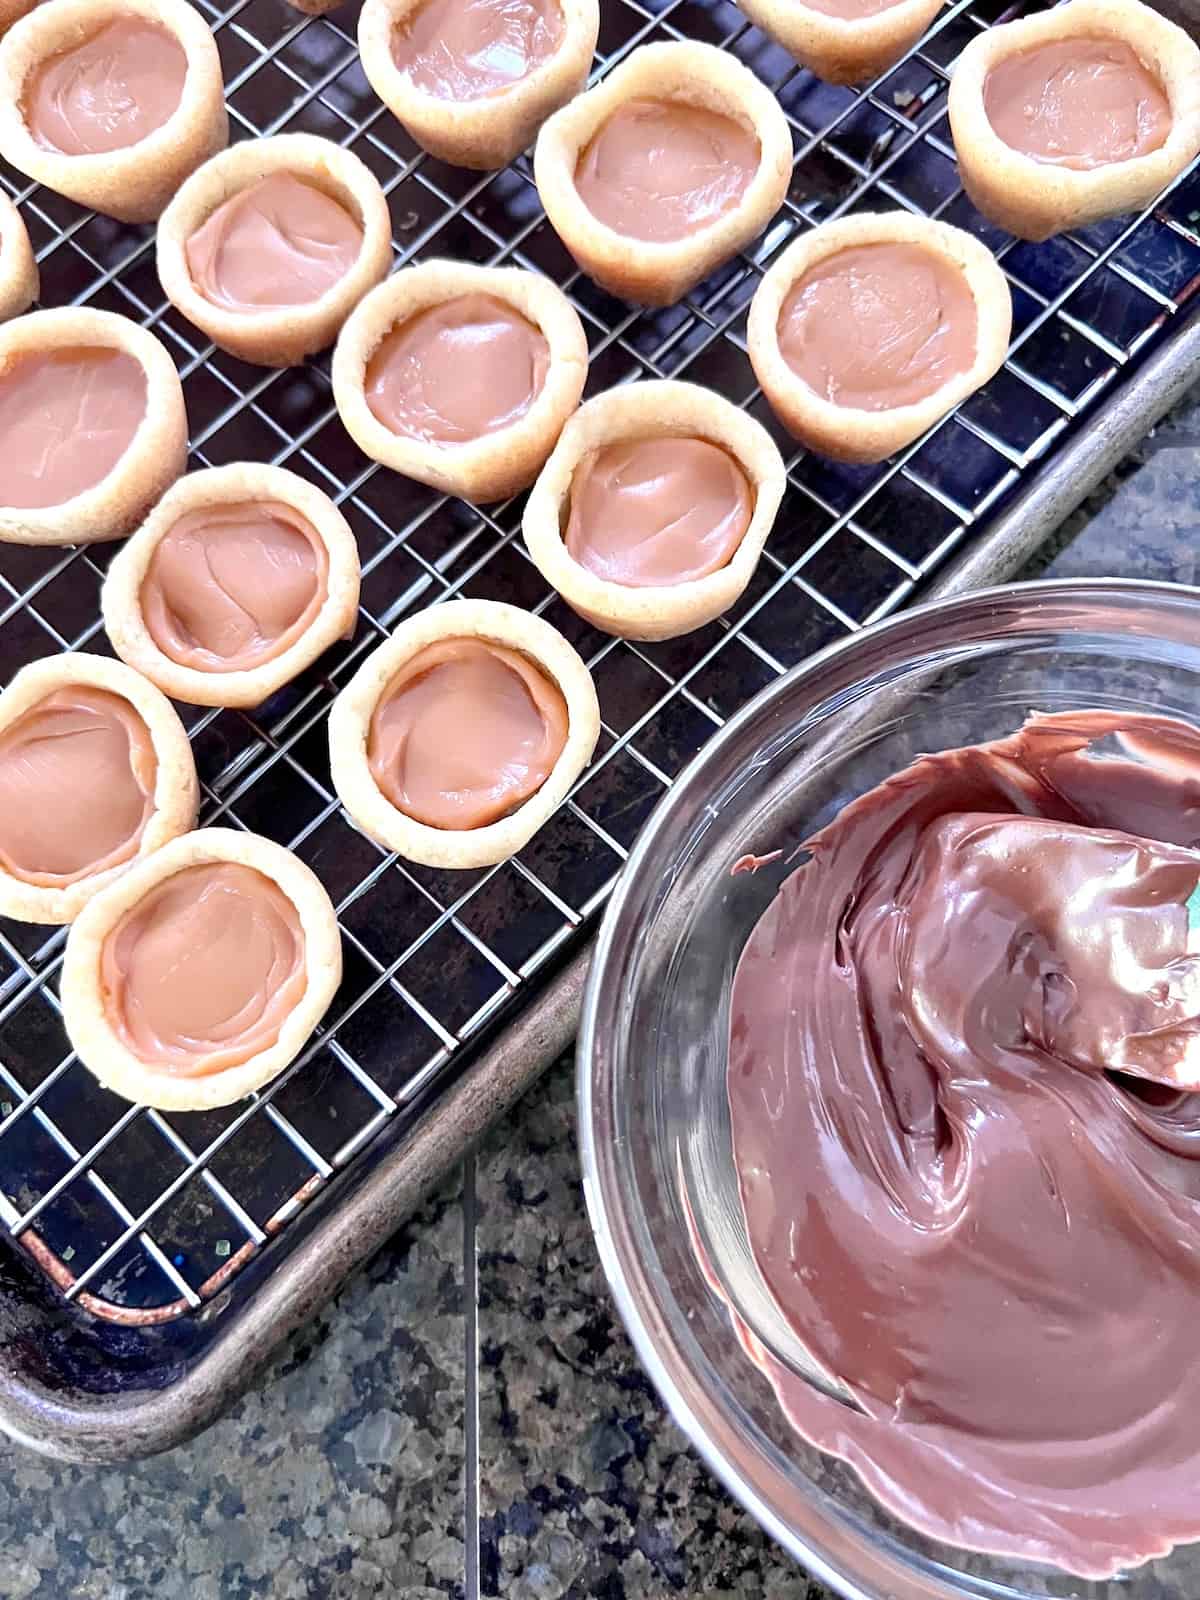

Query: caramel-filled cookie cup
(157, 134), (393, 367)
(332, 261), (587, 503)
(948, 0), (1200, 242)
(534, 41), (792, 307)
(0, 306), (187, 546)
(0, 0), (227, 222)
(747, 213), (1012, 464)
(523, 379), (786, 641)
(62, 827), (342, 1111)
(359, 0), (598, 169)
(0, 653), (197, 925)
(736, 0), (944, 86)
(102, 463), (362, 708)
(0, 190), (36, 322)
(329, 599), (600, 869)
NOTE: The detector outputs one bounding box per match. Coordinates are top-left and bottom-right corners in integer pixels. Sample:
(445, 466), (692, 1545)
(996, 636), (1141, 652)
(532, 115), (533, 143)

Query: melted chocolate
(725, 710), (1200, 1577)
(102, 861), (307, 1076)
(574, 98), (759, 244)
(0, 347), (146, 510)
(391, 0), (564, 99)
(564, 436), (753, 587)
(778, 241), (977, 411)
(367, 636), (568, 829)
(0, 686), (156, 885)
(984, 37), (1171, 170)
(365, 294), (549, 446)
(185, 174), (363, 313)
(23, 17), (187, 157)
(140, 500), (327, 673)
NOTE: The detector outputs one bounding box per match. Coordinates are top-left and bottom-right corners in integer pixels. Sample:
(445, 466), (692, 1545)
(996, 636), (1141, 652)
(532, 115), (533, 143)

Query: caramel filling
(140, 501), (328, 674)
(0, 687), (156, 886)
(778, 242), (978, 411)
(23, 17), (187, 157)
(391, 0), (564, 100)
(367, 636), (568, 829)
(984, 38), (1171, 169)
(574, 98), (759, 244)
(0, 347), (146, 509)
(565, 436), (752, 587)
(365, 294), (549, 445)
(101, 863), (307, 1075)
(185, 174), (364, 314)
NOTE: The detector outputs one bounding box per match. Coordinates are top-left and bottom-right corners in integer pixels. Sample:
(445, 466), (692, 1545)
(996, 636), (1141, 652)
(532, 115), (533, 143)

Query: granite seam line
(464, 1154), (482, 1600)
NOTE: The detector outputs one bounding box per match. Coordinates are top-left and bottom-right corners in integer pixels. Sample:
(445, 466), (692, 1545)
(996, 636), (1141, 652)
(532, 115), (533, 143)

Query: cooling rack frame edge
(0, 306), (1196, 1463)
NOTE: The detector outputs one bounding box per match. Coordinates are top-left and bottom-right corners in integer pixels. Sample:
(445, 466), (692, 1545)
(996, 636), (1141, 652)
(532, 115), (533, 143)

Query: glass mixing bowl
(578, 579), (1200, 1600)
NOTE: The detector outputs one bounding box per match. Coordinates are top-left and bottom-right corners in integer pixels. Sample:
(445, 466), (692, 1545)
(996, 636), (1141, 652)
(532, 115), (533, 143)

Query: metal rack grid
(0, 0), (1197, 1323)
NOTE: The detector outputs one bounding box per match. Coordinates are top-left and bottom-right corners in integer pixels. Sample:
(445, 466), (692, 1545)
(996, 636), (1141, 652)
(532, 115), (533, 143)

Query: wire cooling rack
(0, 0), (1198, 1328)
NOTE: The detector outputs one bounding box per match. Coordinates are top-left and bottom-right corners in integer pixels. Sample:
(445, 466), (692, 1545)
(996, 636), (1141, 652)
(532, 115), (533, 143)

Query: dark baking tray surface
(1, 0), (1199, 1458)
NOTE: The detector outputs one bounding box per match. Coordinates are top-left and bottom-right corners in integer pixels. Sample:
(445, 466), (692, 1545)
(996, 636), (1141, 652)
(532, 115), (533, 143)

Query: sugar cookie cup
(0, 0), (227, 222)
(523, 379), (786, 641)
(332, 261), (588, 503)
(358, 0), (598, 169)
(102, 463), (362, 709)
(61, 828), (343, 1112)
(0, 653), (198, 925)
(747, 213), (1012, 464)
(0, 0), (37, 36)
(534, 41), (792, 307)
(0, 190), (36, 322)
(0, 307), (187, 546)
(734, 0), (945, 85)
(157, 134), (394, 367)
(948, 0), (1200, 242)
(329, 598), (600, 869)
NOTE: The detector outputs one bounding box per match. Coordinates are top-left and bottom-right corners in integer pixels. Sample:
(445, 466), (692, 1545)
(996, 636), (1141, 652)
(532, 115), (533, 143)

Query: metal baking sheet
(1, 0), (1199, 1458)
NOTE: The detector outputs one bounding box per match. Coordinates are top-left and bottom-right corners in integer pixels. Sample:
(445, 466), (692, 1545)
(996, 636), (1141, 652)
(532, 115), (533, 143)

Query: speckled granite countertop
(3, 388), (1198, 1600)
